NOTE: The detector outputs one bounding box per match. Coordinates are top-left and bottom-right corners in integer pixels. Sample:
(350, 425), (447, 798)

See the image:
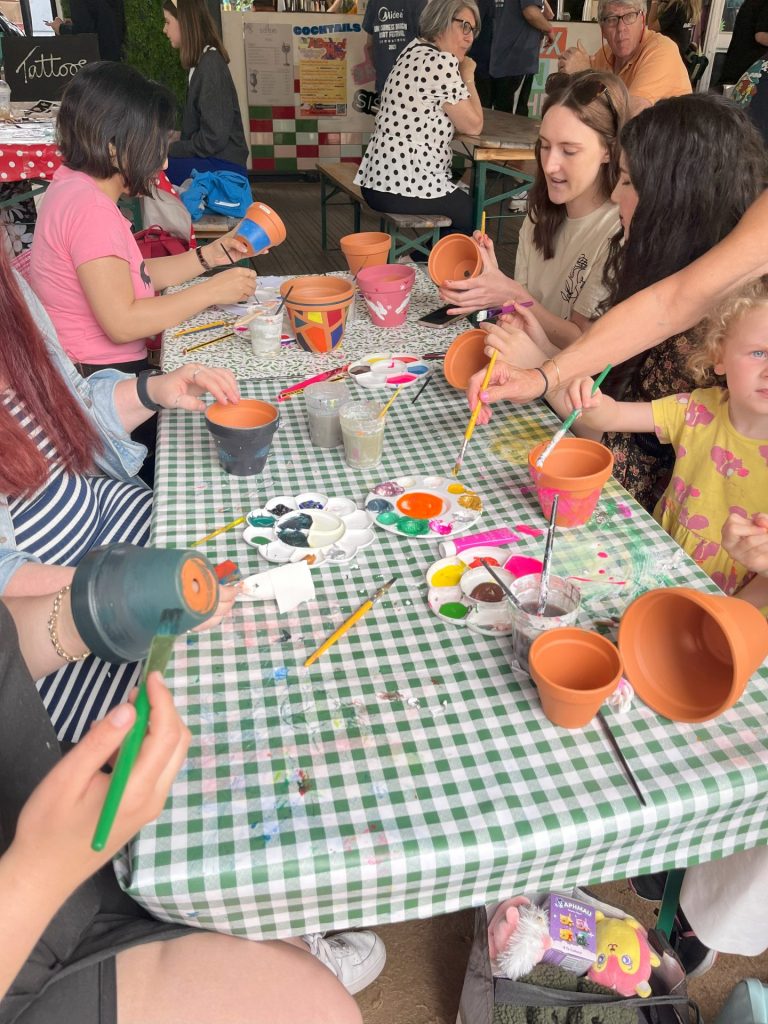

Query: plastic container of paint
(304, 380), (351, 448)
(509, 574), (581, 667)
(440, 527), (519, 557)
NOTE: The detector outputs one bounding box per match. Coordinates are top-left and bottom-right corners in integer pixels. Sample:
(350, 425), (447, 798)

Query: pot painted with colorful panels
(348, 352), (432, 390)
(242, 491), (375, 568)
(280, 276), (354, 354)
(364, 475), (483, 538)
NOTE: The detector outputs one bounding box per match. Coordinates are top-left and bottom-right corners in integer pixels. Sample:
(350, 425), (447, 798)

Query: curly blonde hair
(688, 275), (768, 384)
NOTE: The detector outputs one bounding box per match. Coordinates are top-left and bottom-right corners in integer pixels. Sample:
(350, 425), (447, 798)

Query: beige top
(514, 200), (620, 322)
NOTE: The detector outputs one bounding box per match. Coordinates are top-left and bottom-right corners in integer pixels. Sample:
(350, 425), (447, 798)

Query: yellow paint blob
(431, 564), (466, 587)
(458, 492), (482, 511)
(447, 483), (465, 494)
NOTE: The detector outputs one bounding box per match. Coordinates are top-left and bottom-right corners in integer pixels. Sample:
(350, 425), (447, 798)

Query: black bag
(458, 906), (703, 1024)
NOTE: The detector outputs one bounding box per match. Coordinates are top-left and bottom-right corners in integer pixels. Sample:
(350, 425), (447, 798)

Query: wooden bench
(194, 213), (240, 239)
(316, 162), (451, 261)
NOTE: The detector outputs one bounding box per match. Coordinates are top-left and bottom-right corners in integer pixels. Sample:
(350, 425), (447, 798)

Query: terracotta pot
(528, 627), (623, 729)
(428, 233), (482, 286)
(205, 399), (279, 476)
(234, 202), (287, 256)
(339, 232), (391, 274)
(443, 329), (488, 388)
(356, 264), (416, 327)
(528, 437), (614, 528)
(618, 587), (768, 722)
(280, 276), (355, 353)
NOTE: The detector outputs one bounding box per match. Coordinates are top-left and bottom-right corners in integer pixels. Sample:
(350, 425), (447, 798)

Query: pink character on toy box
(540, 894), (597, 975)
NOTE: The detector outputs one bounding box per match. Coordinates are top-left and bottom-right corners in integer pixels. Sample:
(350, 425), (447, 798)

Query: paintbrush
(378, 384), (404, 419)
(304, 577), (397, 667)
(182, 330), (236, 355)
(221, 243), (236, 265)
(535, 364), (612, 468)
(452, 349), (498, 477)
(276, 364), (350, 402)
(410, 373), (433, 404)
(190, 515), (246, 547)
(91, 608), (182, 851)
(478, 557), (524, 610)
(475, 300), (535, 323)
(596, 710), (647, 806)
(275, 284), (294, 317)
(174, 319), (231, 338)
(536, 494), (559, 615)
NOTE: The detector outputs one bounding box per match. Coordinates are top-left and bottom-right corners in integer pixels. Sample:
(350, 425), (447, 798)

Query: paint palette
(348, 352), (432, 390)
(242, 491), (375, 568)
(364, 475), (483, 539)
(426, 546), (538, 636)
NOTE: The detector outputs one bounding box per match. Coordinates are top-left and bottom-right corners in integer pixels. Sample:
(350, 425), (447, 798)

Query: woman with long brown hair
(163, 0), (249, 184)
(440, 69), (628, 348)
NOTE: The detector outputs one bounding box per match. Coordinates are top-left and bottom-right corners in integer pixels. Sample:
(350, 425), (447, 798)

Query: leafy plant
(124, 0), (187, 116)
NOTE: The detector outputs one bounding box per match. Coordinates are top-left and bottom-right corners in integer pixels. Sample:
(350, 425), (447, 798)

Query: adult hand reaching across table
(466, 356), (552, 424)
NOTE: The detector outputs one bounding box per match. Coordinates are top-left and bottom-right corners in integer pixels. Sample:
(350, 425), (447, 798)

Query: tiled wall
(249, 100), (372, 172)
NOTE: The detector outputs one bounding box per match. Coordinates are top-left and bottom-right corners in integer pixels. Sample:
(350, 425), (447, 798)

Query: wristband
(533, 366), (549, 399)
(136, 369), (165, 412)
(195, 245), (213, 272)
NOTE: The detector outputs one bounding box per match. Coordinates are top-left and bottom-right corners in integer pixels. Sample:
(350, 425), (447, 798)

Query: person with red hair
(1, 240), (237, 742)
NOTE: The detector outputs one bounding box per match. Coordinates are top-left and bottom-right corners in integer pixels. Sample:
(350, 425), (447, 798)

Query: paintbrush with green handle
(535, 364), (612, 469)
(91, 608), (182, 852)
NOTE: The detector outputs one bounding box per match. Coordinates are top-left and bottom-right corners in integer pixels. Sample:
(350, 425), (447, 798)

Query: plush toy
(587, 912), (661, 998)
(487, 897), (552, 980)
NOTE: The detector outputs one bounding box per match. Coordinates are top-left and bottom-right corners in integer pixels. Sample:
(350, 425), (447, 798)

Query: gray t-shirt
(363, 0), (427, 92)
(489, 0), (543, 77)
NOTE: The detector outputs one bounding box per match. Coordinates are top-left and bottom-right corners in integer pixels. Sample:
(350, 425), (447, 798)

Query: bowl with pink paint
(528, 438), (614, 528)
(356, 265), (416, 328)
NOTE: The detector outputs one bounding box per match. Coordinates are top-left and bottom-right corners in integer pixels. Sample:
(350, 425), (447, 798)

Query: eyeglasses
(599, 10), (642, 27)
(544, 72), (620, 131)
(452, 17), (479, 37)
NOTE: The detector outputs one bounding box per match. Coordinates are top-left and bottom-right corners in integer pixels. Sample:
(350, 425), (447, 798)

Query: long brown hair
(163, 0), (230, 70)
(528, 70), (628, 260)
(0, 250), (102, 496)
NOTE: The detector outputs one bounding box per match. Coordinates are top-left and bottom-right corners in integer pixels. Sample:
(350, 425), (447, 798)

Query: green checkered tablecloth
(118, 372), (768, 940)
(160, 271), (469, 379)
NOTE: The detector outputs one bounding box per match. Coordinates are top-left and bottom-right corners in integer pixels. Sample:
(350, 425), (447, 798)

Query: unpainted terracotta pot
(443, 329), (488, 389)
(339, 232), (391, 274)
(528, 627), (623, 729)
(205, 399), (280, 476)
(427, 233), (482, 286)
(234, 202), (287, 256)
(618, 587), (768, 722)
(528, 437), (614, 528)
(280, 276), (355, 353)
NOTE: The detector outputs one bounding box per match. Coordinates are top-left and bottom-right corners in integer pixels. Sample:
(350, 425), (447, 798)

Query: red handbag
(134, 226), (190, 353)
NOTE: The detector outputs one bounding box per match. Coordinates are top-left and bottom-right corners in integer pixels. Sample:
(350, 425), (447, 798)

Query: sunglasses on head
(452, 16), (479, 37)
(545, 72), (620, 130)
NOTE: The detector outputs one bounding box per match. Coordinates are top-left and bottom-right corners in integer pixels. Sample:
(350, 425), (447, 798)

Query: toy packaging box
(539, 893), (597, 975)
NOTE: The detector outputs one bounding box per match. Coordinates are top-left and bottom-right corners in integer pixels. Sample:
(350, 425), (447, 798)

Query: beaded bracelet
(195, 246), (213, 272)
(48, 585), (90, 663)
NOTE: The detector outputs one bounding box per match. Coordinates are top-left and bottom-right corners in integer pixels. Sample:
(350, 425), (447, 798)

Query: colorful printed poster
(298, 36), (347, 117)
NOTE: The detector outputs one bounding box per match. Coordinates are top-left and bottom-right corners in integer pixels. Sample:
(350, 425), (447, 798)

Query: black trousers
(477, 74), (533, 115)
(361, 185), (475, 239)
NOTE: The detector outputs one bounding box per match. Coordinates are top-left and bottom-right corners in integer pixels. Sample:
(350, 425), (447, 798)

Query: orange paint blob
(397, 491), (445, 519)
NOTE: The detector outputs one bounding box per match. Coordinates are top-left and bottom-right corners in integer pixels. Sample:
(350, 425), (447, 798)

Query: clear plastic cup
(339, 399), (385, 469)
(304, 380), (350, 448)
(249, 304), (283, 357)
(509, 575), (581, 668)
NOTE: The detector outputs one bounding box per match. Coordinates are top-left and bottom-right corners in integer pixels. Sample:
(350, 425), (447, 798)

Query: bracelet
(533, 366), (549, 399)
(48, 585), (90, 663)
(136, 368), (165, 412)
(544, 357), (562, 388)
(195, 245), (213, 272)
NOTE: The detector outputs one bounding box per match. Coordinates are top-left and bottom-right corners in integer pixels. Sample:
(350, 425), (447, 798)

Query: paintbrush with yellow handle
(304, 577), (397, 667)
(451, 350), (497, 477)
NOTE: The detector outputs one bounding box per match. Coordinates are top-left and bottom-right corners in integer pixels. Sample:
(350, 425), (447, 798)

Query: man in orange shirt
(558, 0), (691, 112)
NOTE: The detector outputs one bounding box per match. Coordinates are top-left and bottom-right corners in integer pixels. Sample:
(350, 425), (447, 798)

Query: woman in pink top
(30, 62), (257, 377)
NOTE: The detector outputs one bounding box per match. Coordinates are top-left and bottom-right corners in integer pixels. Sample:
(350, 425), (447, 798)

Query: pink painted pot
(356, 264), (416, 328)
(528, 438), (614, 528)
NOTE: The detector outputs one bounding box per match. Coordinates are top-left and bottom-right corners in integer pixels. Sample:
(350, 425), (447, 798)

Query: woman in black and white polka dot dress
(355, 0), (483, 237)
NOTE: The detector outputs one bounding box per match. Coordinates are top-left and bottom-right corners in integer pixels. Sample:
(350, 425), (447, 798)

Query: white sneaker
(508, 191), (529, 213)
(303, 930), (386, 994)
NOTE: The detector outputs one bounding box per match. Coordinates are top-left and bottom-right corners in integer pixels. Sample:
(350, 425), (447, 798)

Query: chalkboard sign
(3, 35), (99, 101)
